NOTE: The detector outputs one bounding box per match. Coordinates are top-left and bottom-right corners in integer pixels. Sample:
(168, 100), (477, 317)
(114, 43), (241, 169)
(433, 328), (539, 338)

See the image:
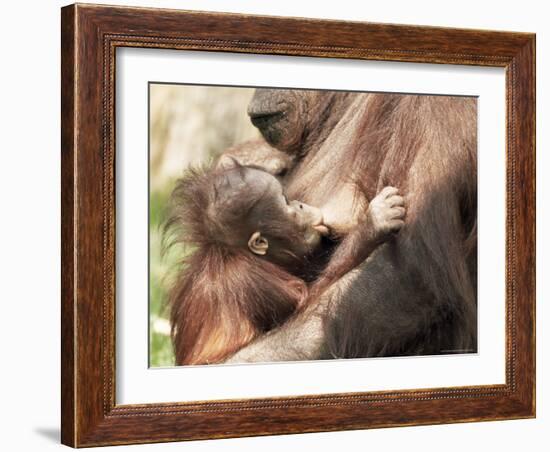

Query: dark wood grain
(60, 5), (76, 446)
(60, 3), (536, 447)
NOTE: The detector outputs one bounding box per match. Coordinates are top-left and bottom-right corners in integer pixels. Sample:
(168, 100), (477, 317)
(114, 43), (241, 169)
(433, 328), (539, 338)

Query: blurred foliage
(149, 85), (260, 367)
(149, 188), (176, 367)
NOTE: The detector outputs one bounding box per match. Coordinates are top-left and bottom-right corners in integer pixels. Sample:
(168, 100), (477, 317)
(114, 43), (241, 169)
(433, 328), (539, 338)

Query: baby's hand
(367, 186), (405, 236)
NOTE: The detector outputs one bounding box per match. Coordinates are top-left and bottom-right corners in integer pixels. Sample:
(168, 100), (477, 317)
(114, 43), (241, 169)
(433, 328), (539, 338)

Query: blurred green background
(149, 84), (260, 367)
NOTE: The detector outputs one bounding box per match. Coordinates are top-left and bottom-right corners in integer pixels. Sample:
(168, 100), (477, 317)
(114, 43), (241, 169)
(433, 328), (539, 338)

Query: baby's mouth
(313, 224), (330, 236)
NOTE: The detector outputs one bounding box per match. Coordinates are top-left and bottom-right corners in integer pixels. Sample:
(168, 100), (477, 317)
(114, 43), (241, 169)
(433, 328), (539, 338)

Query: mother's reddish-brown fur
(226, 90), (477, 362)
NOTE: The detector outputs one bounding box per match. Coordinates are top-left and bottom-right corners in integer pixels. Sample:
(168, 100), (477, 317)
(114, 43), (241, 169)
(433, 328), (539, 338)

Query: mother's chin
(248, 110), (287, 146)
(247, 89), (306, 152)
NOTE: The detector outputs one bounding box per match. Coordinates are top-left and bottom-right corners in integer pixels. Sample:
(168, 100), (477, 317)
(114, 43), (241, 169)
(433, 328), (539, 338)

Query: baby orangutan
(165, 162), (405, 365)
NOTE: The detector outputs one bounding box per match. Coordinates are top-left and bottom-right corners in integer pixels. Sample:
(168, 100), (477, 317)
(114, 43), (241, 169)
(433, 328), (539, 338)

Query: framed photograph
(61, 3), (535, 447)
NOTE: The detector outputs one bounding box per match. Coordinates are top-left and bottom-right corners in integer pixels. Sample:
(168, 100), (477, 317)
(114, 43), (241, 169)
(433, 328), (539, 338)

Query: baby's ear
(247, 231), (269, 256)
(216, 155), (241, 170)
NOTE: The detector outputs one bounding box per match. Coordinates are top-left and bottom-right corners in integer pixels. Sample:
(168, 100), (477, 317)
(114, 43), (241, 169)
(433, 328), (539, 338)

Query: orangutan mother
(225, 88), (477, 362)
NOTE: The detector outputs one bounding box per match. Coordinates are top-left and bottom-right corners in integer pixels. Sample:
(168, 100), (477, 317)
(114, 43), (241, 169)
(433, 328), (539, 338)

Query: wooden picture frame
(61, 3), (535, 447)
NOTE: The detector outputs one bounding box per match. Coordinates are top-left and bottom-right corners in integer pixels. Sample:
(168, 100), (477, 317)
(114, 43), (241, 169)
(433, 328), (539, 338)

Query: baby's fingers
(379, 186), (399, 198)
(389, 206), (406, 219)
(388, 219), (405, 232)
(386, 195), (404, 207)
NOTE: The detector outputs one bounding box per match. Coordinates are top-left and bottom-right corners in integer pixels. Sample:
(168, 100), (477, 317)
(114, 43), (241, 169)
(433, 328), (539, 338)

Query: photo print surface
(149, 84), (478, 368)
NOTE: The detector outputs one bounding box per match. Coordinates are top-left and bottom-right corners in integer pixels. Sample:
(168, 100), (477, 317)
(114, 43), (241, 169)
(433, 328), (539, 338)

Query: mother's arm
(225, 268), (361, 363)
(216, 138), (294, 176)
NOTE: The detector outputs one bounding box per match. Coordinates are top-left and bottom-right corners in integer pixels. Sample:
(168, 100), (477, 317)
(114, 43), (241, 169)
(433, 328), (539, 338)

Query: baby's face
(244, 168), (329, 254)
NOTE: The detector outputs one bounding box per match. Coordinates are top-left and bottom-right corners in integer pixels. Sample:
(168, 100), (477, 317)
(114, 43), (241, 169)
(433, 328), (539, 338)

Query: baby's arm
(225, 188), (405, 364)
(313, 186), (405, 292)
